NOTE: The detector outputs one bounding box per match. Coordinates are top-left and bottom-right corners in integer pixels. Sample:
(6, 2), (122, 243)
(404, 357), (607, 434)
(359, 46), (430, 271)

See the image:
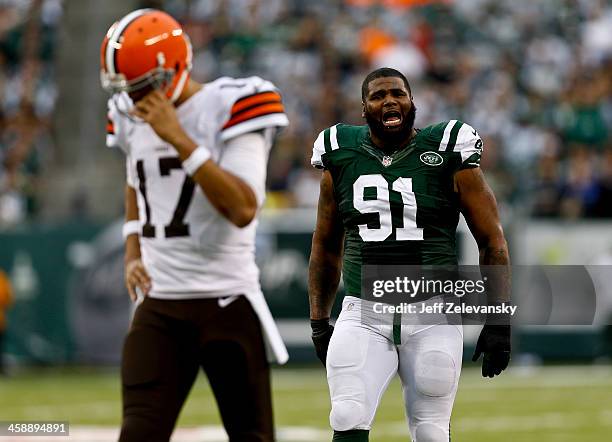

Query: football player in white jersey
(100, 9), (288, 442)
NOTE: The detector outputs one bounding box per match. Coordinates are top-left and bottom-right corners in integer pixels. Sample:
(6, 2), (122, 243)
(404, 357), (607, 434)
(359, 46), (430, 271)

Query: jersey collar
(361, 128), (421, 166)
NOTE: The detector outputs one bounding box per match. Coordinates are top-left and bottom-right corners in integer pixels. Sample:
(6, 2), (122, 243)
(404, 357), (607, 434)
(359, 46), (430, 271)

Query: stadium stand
(0, 0), (610, 224)
(140, 0), (612, 217)
(0, 0), (61, 226)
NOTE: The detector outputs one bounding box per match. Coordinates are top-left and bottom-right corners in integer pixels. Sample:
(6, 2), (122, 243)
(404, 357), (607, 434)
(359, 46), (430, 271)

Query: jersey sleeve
(106, 98), (129, 154)
(311, 129), (326, 169)
(125, 155), (136, 189)
(218, 131), (270, 207)
(435, 120), (483, 169)
(215, 76), (289, 142)
(455, 122), (483, 169)
(311, 124), (340, 169)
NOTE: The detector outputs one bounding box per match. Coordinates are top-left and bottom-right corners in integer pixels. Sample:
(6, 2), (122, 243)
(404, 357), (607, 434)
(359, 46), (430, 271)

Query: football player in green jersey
(308, 68), (511, 442)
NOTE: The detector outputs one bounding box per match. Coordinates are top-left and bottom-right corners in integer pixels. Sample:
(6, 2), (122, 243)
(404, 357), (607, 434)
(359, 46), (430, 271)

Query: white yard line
(3, 409), (612, 442)
(373, 409), (612, 437)
(0, 426), (331, 442)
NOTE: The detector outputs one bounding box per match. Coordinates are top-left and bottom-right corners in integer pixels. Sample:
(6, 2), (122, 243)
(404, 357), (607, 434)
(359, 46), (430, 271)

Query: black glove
(311, 318), (334, 367)
(472, 324), (511, 378)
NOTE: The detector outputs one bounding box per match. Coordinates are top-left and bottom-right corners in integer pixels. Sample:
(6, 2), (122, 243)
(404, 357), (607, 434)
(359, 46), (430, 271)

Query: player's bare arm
(455, 167), (510, 283)
(309, 170), (345, 319)
(132, 89), (258, 227)
(455, 167), (511, 377)
(123, 185), (150, 301)
(308, 170), (344, 365)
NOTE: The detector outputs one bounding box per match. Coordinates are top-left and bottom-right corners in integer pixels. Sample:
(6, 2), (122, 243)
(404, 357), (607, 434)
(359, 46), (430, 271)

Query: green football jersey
(311, 120), (483, 296)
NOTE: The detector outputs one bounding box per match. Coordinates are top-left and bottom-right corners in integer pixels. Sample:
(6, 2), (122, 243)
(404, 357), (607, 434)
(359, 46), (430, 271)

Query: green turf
(1, 365), (611, 441)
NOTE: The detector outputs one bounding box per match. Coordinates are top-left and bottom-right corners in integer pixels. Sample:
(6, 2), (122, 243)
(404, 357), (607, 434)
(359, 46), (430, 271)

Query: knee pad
(413, 422), (448, 442)
(330, 399), (367, 432)
(328, 373), (369, 431)
(414, 350), (456, 397)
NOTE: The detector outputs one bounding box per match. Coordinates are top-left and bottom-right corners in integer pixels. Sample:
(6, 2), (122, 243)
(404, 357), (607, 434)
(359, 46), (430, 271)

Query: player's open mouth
(382, 110), (402, 128)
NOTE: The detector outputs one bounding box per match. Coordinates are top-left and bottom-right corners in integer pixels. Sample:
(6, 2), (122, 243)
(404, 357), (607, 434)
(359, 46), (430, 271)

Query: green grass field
(1, 365), (611, 441)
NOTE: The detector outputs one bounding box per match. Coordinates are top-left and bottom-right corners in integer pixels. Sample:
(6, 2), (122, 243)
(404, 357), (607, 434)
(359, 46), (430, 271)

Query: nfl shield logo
(382, 156), (393, 167)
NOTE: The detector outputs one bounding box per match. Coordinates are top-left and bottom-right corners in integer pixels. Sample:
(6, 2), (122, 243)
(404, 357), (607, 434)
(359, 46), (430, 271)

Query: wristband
(122, 220), (141, 240)
(182, 146), (211, 176)
(311, 318), (332, 336)
(485, 301), (513, 326)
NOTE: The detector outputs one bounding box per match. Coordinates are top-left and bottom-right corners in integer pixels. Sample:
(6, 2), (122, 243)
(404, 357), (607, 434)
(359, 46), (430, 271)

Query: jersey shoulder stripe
(453, 121), (483, 167)
(437, 120), (463, 152)
(214, 76), (289, 141)
(228, 91), (282, 115)
(311, 125), (334, 168)
(311, 129), (326, 168)
(106, 115), (115, 135)
(329, 124), (340, 150)
(433, 119), (483, 166)
(311, 124), (342, 168)
(222, 91), (284, 129)
(311, 124), (368, 168)
(418, 120), (483, 168)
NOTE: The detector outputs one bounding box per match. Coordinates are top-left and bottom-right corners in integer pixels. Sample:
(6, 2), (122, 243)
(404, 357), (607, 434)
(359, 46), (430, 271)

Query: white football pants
(326, 296), (463, 441)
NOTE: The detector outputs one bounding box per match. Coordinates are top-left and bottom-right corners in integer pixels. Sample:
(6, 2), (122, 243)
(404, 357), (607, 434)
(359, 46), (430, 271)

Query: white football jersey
(107, 76), (289, 299)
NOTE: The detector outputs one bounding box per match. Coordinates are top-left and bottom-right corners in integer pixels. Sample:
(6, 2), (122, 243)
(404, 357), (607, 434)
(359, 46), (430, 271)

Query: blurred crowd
(146, 0), (612, 219)
(0, 0), (61, 226)
(0, 0), (611, 227)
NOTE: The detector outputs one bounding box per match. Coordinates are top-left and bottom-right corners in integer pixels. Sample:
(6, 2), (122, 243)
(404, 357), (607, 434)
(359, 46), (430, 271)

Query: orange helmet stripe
(105, 9), (152, 75)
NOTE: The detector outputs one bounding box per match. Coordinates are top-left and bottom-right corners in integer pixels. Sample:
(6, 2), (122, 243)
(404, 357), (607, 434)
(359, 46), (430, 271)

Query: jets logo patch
(420, 151), (443, 166)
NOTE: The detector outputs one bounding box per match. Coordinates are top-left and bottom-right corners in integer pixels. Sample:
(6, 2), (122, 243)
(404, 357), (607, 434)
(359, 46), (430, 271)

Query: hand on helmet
(131, 90), (186, 145)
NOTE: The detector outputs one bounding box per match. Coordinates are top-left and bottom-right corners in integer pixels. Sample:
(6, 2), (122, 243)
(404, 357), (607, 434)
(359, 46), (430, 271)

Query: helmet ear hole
(175, 62), (180, 72)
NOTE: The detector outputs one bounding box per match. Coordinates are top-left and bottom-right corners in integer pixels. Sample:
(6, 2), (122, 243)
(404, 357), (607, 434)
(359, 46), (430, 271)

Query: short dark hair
(361, 67), (411, 101)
